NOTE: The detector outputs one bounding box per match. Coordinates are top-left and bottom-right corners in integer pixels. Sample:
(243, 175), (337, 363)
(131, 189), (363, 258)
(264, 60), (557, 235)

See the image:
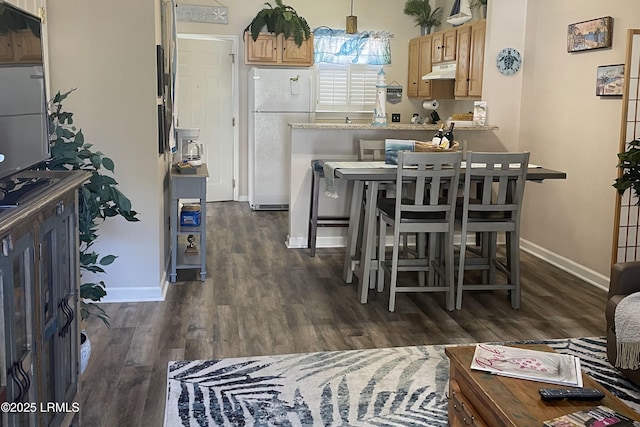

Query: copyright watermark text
(0, 402), (80, 413)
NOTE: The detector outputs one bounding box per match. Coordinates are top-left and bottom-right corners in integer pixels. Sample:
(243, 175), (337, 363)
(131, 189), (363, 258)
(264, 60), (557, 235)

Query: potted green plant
(614, 139), (640, 202)
(470, 0), (488, 19)
(245, 0), (311, 47)
(403, 0), (442, 35)
(44, 89), (140, 327)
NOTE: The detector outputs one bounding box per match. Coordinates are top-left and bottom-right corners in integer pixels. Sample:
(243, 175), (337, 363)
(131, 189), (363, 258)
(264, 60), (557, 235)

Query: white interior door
(177, 36), (235, 201)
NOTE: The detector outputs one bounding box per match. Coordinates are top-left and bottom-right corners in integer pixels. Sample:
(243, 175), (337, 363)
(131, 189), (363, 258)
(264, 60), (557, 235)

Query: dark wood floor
(79, 201), (609, 426)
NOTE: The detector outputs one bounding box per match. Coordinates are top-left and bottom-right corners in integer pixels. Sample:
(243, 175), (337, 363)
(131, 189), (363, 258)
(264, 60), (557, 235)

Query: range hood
(422, 63), (457, 80)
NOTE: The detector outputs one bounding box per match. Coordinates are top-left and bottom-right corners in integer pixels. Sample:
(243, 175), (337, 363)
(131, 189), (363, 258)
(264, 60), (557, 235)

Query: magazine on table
(542, 405), (640, 427)
(470, 344), (583, 387)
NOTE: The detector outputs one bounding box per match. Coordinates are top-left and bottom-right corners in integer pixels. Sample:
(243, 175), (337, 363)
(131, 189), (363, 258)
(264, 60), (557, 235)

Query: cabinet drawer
(449, 379), (488, 427)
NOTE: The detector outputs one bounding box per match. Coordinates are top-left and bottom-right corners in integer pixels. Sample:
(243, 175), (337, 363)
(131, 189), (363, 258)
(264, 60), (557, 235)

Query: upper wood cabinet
(0, 29), (42, 64)
(454, 20), (486, 98)
(432, 28), (457, 64)
(407, 34), (455, 99)
(244, 32), (314, 67)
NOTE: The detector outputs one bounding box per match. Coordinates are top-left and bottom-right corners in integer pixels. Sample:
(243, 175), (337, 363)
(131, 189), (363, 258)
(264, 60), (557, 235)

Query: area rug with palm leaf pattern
(163, 337), (640, 426)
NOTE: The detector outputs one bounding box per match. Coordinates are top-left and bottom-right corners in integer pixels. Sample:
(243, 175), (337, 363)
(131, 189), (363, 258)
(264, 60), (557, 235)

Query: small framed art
(596, 64), (624, 96)
(567, 16), (612, 53)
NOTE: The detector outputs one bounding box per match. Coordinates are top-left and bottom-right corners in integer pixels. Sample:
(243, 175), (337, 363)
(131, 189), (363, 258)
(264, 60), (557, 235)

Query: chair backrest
(461, 151), (530, 226)
(358, 139), (385, 161)
(395, 151), (463, 224)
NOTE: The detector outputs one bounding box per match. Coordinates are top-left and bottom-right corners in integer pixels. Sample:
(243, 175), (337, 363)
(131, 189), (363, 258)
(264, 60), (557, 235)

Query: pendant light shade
(346, 0), (357, 34)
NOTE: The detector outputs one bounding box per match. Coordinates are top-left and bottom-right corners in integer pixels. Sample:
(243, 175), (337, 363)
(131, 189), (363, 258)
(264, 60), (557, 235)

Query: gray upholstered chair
(456, 151), (530, 310)
(377, 151), (462, 312)
(607, 262), (640, 387)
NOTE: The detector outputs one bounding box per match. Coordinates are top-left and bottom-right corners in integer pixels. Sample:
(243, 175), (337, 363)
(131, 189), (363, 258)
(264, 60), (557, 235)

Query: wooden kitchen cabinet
(432, 28), (457, 64)
(0, 29), (42, 64)
(455, 20), (486, 98)
(407, 35), (455, 99)
(244, 32), (314, 67)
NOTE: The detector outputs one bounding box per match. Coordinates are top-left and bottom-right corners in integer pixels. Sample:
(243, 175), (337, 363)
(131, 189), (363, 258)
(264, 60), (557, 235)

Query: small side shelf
(169, 164), (208, 282)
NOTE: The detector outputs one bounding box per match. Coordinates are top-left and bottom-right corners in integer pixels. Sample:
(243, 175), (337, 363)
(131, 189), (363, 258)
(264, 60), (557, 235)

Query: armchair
(606, 262), (640, 387)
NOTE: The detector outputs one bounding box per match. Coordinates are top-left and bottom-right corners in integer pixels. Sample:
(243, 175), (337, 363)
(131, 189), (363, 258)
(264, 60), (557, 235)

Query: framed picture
(156, 45), (164, 97)
(596, 64), (624, 96)
(567, 17), (612, 52)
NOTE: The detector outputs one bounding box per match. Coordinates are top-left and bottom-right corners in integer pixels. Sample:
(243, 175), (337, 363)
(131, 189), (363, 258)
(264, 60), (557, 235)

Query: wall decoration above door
(176, 3), (228, 24)
(567, 16), (612, 53)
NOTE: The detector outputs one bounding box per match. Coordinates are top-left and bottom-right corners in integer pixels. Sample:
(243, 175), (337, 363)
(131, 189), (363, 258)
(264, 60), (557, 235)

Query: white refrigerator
(248, 67), (316, 210)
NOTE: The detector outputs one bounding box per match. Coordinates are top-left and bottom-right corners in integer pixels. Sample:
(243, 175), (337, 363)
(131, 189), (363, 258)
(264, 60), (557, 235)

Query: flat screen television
(0, 3), (50, 181)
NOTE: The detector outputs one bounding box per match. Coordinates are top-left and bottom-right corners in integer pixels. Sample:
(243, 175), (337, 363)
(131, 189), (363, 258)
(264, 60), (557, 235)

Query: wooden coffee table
(445, 344), (640, 427)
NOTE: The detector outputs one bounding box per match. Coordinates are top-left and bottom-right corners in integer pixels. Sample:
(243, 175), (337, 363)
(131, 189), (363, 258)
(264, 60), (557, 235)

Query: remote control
(539, 388), (605, 401)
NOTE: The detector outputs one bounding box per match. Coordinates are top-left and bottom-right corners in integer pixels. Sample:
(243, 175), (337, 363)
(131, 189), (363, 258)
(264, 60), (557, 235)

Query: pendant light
(346, 0), (357, 34)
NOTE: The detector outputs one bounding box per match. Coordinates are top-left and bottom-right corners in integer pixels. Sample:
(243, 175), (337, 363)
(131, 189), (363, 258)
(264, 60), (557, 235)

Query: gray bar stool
(308, 160), (350, 256)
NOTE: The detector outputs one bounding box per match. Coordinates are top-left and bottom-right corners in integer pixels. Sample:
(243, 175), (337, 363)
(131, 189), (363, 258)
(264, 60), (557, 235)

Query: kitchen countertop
(289, 123), (499, 131)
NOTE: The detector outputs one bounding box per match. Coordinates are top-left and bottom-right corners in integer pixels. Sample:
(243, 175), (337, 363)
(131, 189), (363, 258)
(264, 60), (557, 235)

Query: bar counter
(286, 122), (500, 249)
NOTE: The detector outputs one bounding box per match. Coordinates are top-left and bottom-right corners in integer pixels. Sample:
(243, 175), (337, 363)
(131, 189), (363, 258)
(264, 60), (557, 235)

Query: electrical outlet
(391, 113), (401, 122)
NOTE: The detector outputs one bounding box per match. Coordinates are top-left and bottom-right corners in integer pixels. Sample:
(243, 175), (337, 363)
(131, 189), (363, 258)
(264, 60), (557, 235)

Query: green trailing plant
(403, 0), (442, 28)
(245, 0), (311, 47)
(614, 139), (640, 203)
(44, 89), (140, 327)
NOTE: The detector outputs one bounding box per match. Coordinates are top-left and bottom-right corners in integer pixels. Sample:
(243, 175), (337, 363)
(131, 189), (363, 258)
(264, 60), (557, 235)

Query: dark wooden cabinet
(0, 170), (88, 427)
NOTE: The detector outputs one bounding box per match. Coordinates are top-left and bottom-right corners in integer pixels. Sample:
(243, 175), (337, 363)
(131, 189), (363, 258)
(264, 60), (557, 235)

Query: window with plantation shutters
(316, 64), (379, 113)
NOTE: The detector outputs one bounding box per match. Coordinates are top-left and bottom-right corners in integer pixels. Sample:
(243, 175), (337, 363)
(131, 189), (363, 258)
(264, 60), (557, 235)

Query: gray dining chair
(377, 150), (462, 312)
(455, 151), (530, 310)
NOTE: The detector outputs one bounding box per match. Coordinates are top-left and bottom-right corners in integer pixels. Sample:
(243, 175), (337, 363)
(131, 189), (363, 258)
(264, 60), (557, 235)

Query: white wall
(46, 0), (169, 301)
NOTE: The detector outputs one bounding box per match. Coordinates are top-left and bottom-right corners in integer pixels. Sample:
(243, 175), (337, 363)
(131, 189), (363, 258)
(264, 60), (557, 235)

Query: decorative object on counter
(470, 0), (487, 19)
(496, 47), (522, 75)
(176, 2), (228, 24)
(596, 64), (624, 96)
(613, 139), (640, 203)
(473, 101), (487, 125)
(568, 16), (613, 53)
(403, 0), (442, 35)
(385, 139), (459, 165)
(386, 81), (403, 104)
(346, 0), (357, 34)
(245, 0), (311, 47)
(446, 0), (472, 26)
(45, 89), (140, 327)
(372, 68), (388, 126)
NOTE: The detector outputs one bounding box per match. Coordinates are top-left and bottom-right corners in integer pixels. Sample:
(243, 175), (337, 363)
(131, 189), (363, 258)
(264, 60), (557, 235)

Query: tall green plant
(246, 0), (311, 47)
(45, 89), (140, 326)
(614, 139), (640, 203)
(403, 0), (442, 28)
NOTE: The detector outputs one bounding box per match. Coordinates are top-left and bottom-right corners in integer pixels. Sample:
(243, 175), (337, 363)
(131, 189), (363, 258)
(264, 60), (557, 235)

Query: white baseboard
(520, 238), (609, 291)
(100, 270), (169, 303)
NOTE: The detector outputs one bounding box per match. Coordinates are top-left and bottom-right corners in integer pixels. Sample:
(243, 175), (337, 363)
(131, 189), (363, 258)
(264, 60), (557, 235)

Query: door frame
(176, 33), (240, 201)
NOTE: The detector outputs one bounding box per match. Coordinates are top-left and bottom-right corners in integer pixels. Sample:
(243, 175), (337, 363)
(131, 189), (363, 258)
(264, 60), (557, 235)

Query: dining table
(319, 160), (568, 304)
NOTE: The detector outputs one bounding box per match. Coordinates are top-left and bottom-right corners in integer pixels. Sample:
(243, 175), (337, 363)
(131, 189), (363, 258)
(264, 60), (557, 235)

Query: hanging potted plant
(245, 0), (311, 47)
(403, 0), (442, 35)
(614, 139), (640, 203)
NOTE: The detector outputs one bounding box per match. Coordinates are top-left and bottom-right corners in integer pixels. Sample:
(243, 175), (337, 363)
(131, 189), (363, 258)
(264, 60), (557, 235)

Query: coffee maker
(175, 127), (203, 166)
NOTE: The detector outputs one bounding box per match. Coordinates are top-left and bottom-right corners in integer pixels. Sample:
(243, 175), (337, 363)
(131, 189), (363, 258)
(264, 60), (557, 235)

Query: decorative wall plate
(496, 48), (522, 76)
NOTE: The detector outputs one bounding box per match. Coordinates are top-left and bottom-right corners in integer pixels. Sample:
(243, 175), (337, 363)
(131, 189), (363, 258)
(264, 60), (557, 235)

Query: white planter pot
(80, 331), (91, 375)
